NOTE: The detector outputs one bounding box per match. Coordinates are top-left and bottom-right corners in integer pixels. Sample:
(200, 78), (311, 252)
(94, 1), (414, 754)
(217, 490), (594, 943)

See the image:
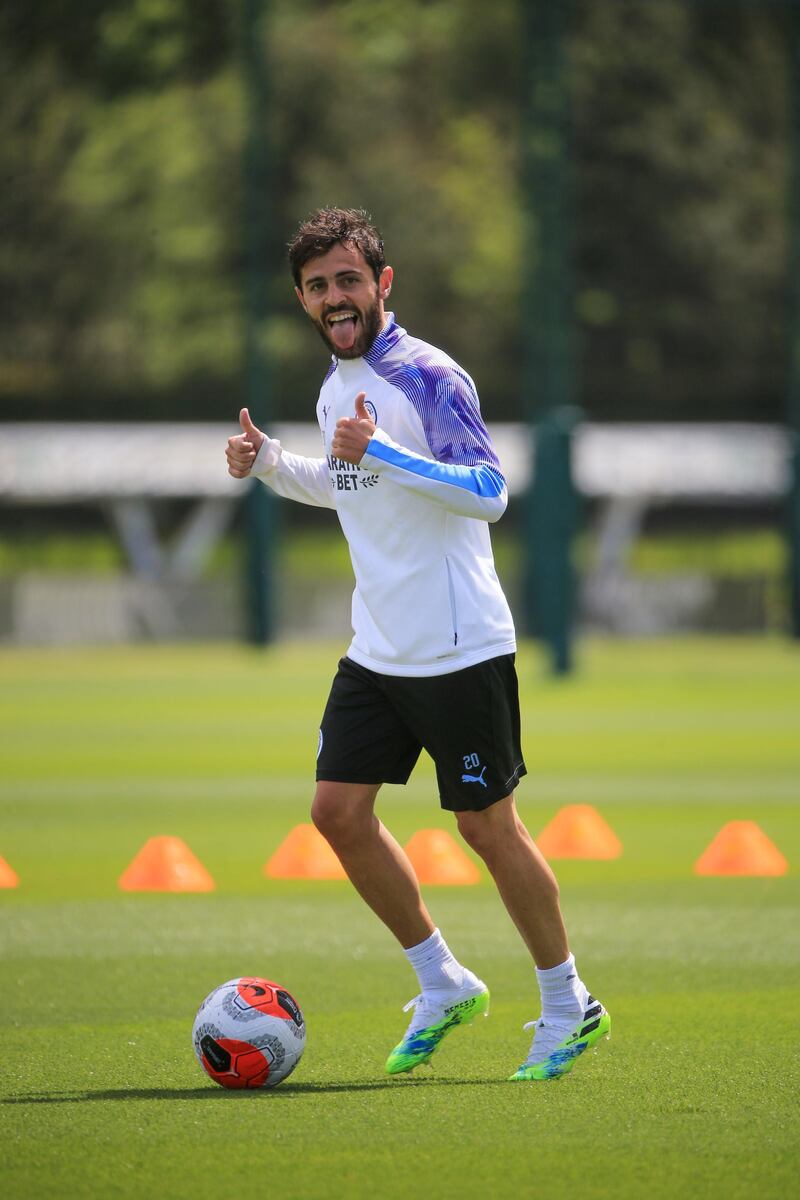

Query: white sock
(536, 953), (588, 1022)
(404, 928), (465, 993)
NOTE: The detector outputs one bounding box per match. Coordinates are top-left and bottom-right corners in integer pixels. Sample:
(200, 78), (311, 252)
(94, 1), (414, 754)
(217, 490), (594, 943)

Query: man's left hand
(331, 392), (376, 464)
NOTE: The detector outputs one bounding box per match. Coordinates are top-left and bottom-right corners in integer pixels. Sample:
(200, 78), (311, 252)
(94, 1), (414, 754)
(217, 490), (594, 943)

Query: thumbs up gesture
(226, 408), (266, 478)
(331, 392), (376, 465)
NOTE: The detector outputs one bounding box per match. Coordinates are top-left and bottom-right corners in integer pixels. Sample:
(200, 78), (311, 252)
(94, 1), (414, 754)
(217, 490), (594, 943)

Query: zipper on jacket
(445, 557), (458, 646)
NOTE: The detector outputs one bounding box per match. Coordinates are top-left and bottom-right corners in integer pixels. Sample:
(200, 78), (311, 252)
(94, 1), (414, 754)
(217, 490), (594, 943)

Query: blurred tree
(2, 0), (231, 94)
(0, 0), (242, 417)
(572, 0), (788, 420)
(0, 0), (792, 423)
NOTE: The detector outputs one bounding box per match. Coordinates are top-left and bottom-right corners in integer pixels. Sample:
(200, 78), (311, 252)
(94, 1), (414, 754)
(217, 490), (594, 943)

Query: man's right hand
(226, 408), (266, 478)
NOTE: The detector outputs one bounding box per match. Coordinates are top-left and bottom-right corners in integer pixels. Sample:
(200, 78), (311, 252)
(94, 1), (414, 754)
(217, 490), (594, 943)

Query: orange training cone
(694, 821), (788, 877)
(118, 836), (216, 892)
(404, 829), (481, 885)
(265, 824), (347, 880)
(0, 856), (19, 888)
(536, 805), (622, 860)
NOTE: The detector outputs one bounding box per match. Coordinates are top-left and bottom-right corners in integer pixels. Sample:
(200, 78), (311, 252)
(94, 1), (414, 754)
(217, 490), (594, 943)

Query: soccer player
(226, 207), (609, 1081)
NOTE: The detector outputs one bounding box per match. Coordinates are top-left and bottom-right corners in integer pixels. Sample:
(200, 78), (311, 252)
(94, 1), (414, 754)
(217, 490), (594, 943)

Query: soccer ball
(192, 976), (306, 1089)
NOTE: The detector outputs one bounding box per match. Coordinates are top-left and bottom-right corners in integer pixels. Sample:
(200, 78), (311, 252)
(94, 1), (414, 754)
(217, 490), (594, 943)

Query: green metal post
(241, 0), (275, 645)
(528, 407), (581, 672)
(788, 1), (800, 636)
(521, 0), (580, 673)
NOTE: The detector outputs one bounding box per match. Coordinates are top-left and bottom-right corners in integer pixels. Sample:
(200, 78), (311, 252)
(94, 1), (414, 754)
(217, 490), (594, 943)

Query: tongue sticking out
(329, 316), (358, 353)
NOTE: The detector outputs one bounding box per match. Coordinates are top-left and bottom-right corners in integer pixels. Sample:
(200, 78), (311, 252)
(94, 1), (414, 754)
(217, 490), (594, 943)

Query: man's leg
(454, 794), (567, 968)
(455, 794), (609, 1080)
(311, 780), (433, 948)
(312, 780), (489, 1073)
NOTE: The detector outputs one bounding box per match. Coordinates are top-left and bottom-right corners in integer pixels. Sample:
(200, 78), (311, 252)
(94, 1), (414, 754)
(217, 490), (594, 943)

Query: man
(226, 207), (609, 1081)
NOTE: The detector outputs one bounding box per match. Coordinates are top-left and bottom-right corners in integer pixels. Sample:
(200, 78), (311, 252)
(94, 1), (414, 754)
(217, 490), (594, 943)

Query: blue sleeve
(361, 428), (508, 522)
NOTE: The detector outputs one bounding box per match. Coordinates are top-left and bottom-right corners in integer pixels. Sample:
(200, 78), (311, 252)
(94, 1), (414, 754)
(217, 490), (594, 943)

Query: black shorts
(316, 654), (527, 812)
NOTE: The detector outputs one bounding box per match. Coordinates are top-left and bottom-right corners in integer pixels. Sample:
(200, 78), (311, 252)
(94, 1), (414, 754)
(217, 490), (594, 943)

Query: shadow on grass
(2, 1076), (501, 1104)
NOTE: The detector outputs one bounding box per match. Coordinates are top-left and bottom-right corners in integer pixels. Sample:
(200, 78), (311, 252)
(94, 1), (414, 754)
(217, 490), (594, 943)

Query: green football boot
(386, 982), (490, 1075)
(509, 997), (610, 1081)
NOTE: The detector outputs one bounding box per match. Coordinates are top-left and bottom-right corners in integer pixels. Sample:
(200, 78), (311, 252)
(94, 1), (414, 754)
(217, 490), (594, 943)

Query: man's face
(296, 242), (393, 359)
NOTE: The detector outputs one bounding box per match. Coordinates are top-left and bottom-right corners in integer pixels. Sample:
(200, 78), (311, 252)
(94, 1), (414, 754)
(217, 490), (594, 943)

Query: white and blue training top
(252, 314), (517, 677)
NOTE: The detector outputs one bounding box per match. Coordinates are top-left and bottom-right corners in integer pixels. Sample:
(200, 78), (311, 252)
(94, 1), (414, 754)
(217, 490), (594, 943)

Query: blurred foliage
(627, 528), (785, 576)
(0, 0), (792, 422)
(0, 534), (125, 574)
(0, 525), (784, 580)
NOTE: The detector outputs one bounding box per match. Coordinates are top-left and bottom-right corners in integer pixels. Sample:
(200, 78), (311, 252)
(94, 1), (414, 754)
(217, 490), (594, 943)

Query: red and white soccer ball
(192, 977), (306, 1089)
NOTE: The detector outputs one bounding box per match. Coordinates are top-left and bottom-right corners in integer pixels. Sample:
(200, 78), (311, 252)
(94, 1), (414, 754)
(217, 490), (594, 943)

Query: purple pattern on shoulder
(365, 317), (503, 476)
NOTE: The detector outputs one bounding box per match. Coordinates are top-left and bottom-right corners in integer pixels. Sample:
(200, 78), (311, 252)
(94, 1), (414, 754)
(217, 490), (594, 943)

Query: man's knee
(311, 781), (378, 844)
(455, 798), (514, 857)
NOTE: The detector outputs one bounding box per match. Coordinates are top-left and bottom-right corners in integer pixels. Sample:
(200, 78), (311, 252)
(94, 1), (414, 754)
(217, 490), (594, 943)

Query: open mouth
(327, 310), (358, 352)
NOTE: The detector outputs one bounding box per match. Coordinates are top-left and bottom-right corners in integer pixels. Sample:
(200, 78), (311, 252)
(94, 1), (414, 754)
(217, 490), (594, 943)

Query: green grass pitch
(1, 637), (798, 1199)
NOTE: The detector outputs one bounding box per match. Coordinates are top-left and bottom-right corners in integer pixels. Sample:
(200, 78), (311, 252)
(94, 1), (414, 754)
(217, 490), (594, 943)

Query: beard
(311, 296), (385, 360)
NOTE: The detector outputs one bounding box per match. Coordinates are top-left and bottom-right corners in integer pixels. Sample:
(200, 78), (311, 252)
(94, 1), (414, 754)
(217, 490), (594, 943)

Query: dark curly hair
(288, 207), (386, 286)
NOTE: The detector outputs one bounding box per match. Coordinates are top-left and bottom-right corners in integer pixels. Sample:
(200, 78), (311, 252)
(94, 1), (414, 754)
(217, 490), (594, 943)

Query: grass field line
(2, 772), (798, 803)
(1, 775), (311, 801)
(3, 892), (798, 964)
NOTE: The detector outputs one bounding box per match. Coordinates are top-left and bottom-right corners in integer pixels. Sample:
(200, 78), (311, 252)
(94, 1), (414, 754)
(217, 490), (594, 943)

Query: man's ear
(379, 266), (393, 301)
(295, 285), (308, 313)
